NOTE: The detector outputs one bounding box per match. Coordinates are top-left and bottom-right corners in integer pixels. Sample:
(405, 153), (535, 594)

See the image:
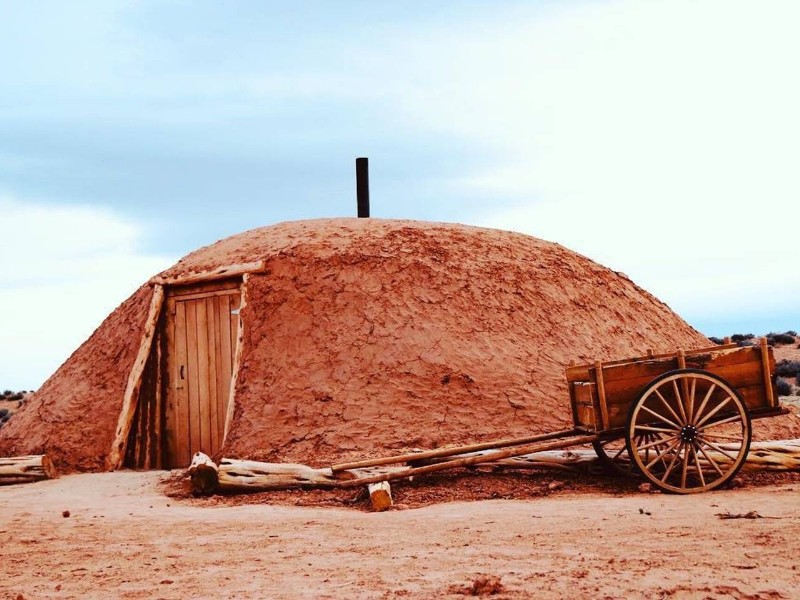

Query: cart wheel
(625, 369), (751, 494)
(592, 437), (641, 478)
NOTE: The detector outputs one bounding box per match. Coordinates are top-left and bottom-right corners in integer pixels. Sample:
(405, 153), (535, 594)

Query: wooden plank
(218, 294), (233, 445)
(166, 288), (241, 303)
(153, 329), (164, 469)
(150, 261), (265, 286)
(184, 300), (200, 466)
(565, 343), (741, 382)
(594, 361), (610, 431)
(195, 298), (212, 455)
(206, 296), (225, 453)
(223, 278), (247, 443)
(174, 300), (190, 467)
(572, 382), (597, 429)
(106, 285), (165, 470)
(164, 298), (177, 467)
(603, 360), (764, 409)
(167, 280), (241, 297)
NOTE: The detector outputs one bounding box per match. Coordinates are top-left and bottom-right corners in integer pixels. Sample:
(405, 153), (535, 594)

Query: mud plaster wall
(220, 222), (711, 466)
(0, 285), (153, 470)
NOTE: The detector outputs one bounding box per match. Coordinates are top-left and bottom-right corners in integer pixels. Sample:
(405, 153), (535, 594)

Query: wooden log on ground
(189, 452), (219, 496)
(218, 458), (341, 491)
(209, 439), (800, 494)
(0, 455), (58, 485)
(368, 482), (393, 511)
(726, 439), (800, 472)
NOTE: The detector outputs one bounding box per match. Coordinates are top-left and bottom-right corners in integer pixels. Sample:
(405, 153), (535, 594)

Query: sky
(1, 0), (798, 389)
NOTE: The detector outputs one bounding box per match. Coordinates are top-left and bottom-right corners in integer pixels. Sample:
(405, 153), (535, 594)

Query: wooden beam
(223, 274), (248, 443)
(149, 261), (266, 286)
(331, 429), (582, 473)
(106, 285), (165, 470)
(594, 360), (609, 431)
(760, 337), (776, 407)
(0, 455), (58, 485)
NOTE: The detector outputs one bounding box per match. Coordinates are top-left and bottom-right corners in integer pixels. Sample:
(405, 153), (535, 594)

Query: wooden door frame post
(107, 284), (165, 470)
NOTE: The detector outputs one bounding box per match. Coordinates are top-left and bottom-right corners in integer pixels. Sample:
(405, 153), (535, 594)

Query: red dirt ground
(2, 471), (799, 599)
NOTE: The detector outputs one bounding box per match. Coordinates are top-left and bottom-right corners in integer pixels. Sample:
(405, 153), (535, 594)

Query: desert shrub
(775, 360), (800, 377)
(731, 333), (755, 342)
(775, 378), (792, 397)
(0, 408), (7, 418)
(7, 393), (22, 401)
(736, 339), (756, 347)
(708, 336), (724, 345)
(786, 330), (798, 337)
(2, 390), (12, 396)
(0, 413), (9, 423)
(766, 332), (795, 345)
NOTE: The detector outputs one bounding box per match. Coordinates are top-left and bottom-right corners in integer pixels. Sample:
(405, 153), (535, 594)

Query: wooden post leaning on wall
(106, 284), (165, 470)
(223, 273), (249, 443)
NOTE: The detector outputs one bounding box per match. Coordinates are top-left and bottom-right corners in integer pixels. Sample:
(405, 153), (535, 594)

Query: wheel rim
(626, 370), (751, 494)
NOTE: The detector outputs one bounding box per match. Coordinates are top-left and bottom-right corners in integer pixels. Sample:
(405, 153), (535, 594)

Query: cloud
(0, 197), (175, 389)
(371, 0), (800, 332)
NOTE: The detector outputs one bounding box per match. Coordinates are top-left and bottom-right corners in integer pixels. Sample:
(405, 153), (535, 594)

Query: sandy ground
(2, 472), (799, 599)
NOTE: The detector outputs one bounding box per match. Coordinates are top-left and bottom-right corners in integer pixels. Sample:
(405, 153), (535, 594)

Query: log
(107, 284), (164, 470)
(149, 261), (266, 286)
(218, 458), (340, 491)
(223, 274), (248, 442)
(368, 482), (393, 511)
(188, 452), (219, 496)
(331, 429), (582, 472)
(0, 455), (58, 485)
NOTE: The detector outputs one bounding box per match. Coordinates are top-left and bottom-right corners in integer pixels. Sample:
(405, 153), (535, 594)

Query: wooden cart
(565, 337), (784, 493)
(333, 337), (786, 494)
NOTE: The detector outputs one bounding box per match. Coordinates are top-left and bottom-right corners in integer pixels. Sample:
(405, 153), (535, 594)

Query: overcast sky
(1, 0), (798, 389)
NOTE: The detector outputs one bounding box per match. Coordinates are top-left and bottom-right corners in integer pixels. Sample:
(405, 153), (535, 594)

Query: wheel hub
(680, 424), (698, 443)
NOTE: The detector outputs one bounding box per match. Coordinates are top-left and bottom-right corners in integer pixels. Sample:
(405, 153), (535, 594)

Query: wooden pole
(223, 274), (249, 443)
(149, 261), (266, 286)
(0, 455), (57, 485)
(331, 429), (582, 472)
(332, 434), (599, 488)
(107, 285), (164, 470)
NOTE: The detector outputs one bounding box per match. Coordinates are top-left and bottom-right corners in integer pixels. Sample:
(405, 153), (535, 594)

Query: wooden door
(164, 281), (241, 468)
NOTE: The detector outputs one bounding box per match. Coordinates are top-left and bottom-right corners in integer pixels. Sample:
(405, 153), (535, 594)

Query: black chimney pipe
(356, 157), (370, 218)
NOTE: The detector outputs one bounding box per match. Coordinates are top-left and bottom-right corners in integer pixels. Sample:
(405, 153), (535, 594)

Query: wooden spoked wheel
(625, 369), (751, 494)
(592, 437), (642, 478)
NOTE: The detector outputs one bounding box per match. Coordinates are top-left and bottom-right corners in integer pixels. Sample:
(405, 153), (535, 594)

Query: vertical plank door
(164, 283), (241, 468)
